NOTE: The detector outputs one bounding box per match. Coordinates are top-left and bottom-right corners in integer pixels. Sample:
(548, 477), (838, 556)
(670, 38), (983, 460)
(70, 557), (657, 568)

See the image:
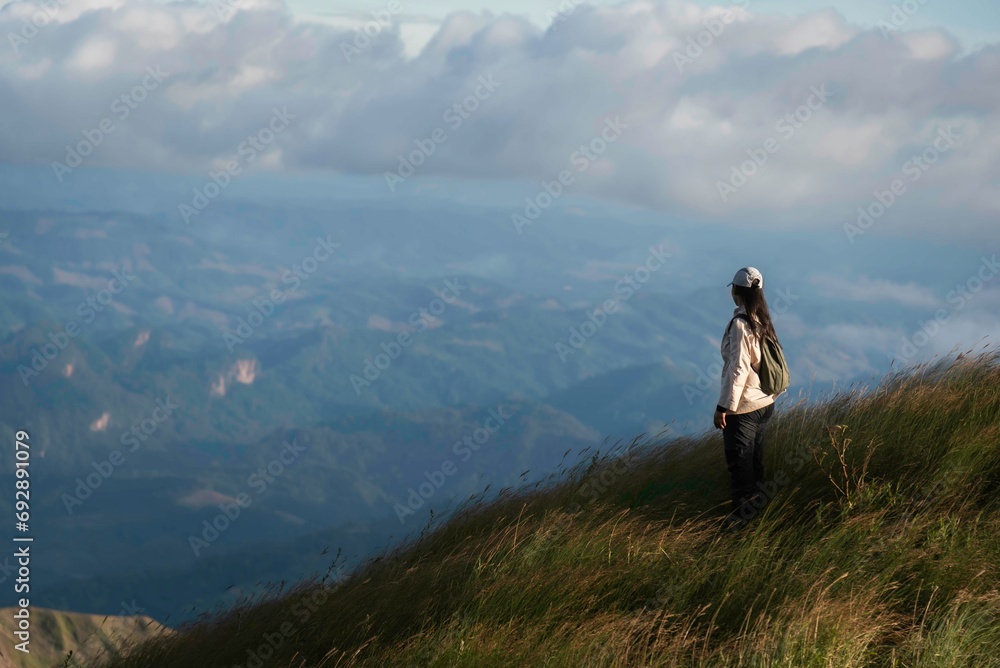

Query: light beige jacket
(718, 306), (776, 415)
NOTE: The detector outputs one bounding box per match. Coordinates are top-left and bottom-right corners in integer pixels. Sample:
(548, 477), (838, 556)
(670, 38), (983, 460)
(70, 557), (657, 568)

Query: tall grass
(99, 351), (1000, 667)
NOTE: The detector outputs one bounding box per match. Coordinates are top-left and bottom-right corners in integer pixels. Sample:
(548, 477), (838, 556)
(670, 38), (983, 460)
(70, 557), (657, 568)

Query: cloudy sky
(291, 0), (1000, 48)
(1, 0), (999, 244)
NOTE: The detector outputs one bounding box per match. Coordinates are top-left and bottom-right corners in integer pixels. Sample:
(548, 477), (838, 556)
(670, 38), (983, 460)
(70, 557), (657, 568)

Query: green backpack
(731, 314), (790, 396)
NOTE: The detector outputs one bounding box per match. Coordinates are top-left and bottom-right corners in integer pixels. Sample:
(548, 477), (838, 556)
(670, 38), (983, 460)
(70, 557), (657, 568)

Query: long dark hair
(733, 284), (779, 344)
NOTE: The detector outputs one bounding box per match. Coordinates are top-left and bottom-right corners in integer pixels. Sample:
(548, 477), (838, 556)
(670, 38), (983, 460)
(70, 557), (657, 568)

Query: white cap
(728, 267), (763, 289)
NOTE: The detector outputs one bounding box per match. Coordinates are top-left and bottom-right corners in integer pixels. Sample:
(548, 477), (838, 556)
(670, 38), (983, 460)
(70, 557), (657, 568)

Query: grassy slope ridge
(100, 353), (1000, 667)
(0, 607), (168, 668)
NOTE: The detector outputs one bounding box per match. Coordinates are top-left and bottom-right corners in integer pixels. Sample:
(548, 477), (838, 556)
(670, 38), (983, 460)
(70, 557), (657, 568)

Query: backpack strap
(725, 313), (752, 338)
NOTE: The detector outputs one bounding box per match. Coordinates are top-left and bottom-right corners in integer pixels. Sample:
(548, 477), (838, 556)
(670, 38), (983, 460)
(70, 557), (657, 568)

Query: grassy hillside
(99, 352), (1000, 667)
(0, 607), (167, 668)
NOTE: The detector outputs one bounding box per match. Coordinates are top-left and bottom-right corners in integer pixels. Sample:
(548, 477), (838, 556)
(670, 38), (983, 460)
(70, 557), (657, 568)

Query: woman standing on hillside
(713, 267), (781, 528)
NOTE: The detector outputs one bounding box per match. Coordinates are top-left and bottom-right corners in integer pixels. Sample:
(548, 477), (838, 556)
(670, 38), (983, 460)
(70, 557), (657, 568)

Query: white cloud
(68, 36), (118, 72)
(821, 323), (900, 352)
(899, 29), (959, 61)
(810, 275), (941, 309)
(1, 0), (998, 241)
(769, 9), (855, 56)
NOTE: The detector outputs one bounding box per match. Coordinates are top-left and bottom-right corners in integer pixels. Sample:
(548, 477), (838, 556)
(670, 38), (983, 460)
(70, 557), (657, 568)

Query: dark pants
(723, 403), (775, 518)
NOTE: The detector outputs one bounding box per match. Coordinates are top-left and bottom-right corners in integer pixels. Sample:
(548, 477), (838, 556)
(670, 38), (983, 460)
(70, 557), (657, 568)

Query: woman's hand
(714, 410), (727, 430)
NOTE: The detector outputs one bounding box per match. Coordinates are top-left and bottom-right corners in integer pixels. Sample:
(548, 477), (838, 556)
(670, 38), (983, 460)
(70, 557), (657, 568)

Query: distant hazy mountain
(0, 606), (168, 668)
(0, 166), (983, 623)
